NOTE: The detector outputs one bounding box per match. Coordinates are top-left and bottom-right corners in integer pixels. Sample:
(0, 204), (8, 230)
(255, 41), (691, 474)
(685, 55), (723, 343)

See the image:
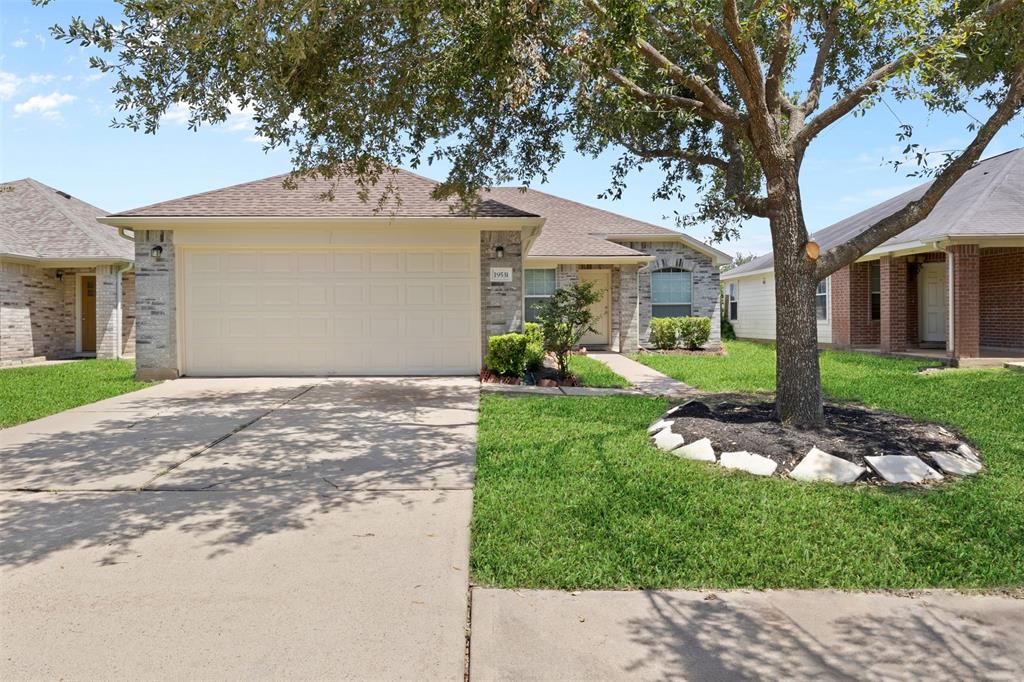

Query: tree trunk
(767, 158), (825, 429)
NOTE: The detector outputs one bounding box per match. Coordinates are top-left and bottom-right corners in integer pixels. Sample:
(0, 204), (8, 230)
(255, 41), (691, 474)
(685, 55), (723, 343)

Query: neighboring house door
(80, 275), (97, 353)
(579, 269), (610, 347)
(919, 262), (946, 347)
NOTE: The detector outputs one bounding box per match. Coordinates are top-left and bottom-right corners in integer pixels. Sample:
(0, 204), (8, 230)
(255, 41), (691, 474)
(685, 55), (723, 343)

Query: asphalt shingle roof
(110, 169), (536, 219)
(0, 178), (133, 262)
(726, 148), (1024, 278)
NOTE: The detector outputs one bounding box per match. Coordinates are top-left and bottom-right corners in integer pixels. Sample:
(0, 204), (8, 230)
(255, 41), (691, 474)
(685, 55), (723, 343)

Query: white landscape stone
(789, 447), (866, 483)
(719, 450), (778, 476)
(865, 455), (943, 483)
(929, 451), (983, 476)
(647, 419), (672, 435)
(652, 428), (685, 452)
(674, 437), (716, 462)
(957, 443), (981, 463)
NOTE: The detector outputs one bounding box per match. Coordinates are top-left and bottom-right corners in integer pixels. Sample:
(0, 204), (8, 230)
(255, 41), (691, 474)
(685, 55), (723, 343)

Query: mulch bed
(666, 394), (972, 480)
(637, 347), (728, 356)
(479, 367), (581, 387)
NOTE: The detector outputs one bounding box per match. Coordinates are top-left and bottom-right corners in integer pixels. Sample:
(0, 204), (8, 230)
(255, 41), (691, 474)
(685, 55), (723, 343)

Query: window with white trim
(524, 268), (556, 323)
(816, 278), (829, 321)
(727, 283), (738, 321)
(651, 268), (692, 318)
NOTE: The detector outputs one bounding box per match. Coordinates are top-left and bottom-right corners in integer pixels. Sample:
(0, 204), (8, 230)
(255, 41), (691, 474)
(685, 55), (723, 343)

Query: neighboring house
(0, 179), (135, 366)
(722, 148), (1024, 366)
(100, 170), (728, 379)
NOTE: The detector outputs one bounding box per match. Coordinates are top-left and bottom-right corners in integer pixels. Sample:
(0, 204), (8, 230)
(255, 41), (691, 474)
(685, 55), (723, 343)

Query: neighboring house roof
(0, 178), (133, 262)
(485, 186), (729, 262)
(105, 168), (729, 263)
(724, 147), (1024, 280)
(109, 168), (536, 219)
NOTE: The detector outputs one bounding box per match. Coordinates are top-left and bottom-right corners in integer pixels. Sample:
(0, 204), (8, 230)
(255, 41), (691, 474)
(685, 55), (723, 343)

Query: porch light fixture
(495, 245), (505, 259)
(55, 269), (64, 280)
(150, 245), (164, 260)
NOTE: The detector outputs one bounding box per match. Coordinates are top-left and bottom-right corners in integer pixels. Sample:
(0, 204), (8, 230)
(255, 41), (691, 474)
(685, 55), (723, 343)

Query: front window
(727, 283), (738, 321)
(651, 268), (692, 318)
(816, 278), (829, 321)
(524, 268), (556, 323)
(869, 262), (881, 321)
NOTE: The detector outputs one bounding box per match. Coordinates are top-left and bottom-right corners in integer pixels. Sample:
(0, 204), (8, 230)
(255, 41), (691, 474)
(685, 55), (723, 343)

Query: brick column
(879, 255), (907, 352)
(830, 265), (852, 347)
(135, 230), (179, 380)
(94, 264), (121, 359)
(614, 264), (640, 352)
(480, 230), (523, 362)
(947, 244), (980, 360)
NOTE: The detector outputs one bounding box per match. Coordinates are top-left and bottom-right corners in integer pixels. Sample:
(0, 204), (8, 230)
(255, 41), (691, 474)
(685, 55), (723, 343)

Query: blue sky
(2, 0), (1022, 259)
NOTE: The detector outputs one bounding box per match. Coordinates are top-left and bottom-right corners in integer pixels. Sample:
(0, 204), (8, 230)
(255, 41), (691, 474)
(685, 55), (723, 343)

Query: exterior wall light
(55, 269), (64, 280)
(495, 245), (505, 259)
(150, 245), (164, 260)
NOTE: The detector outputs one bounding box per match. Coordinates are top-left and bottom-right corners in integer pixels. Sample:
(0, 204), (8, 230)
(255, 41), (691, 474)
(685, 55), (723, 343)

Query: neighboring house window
(727, 283), (738, 321)
(524, 268), (556, 323)
(869, 262), (881, 321)
(651, 268), (692, 318)
(816, 278), (829, 321)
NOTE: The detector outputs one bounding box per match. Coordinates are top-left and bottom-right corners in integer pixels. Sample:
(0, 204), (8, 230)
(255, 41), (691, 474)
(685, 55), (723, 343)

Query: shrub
(677, 316), (712, 350)
(523, 322), (545, 370)
(649, 318), (679, 350)
(534, 282), (600, 377)
(484, 333), (529, 376)
(721, 317), (737, 341)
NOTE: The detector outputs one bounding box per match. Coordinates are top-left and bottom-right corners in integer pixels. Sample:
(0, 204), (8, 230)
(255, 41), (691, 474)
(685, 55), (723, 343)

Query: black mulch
(664, 394), (973, 480)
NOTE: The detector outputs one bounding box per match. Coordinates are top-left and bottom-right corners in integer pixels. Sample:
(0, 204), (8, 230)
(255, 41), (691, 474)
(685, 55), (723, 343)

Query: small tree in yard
(53, 0), (1024, 427)
(534, 282), (601, 378)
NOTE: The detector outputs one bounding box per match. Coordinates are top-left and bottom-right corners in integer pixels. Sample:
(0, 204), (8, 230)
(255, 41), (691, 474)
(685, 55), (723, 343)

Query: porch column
(830, 265), (852, 348)
(94, 264), (121, 359)
(879, 255), (907, 352)
(946, 244), (980, 360)
(614, 264), (640, 352)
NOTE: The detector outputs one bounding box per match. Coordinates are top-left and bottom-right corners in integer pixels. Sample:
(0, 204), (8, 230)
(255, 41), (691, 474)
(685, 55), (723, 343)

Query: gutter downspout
(117, 227), (134, 242)
(946, 248), (955, 358)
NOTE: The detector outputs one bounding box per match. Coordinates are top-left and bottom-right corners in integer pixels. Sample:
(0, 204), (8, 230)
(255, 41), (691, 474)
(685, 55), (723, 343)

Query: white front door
(919, 262), (947, 346)
(579, 269), (611, 347)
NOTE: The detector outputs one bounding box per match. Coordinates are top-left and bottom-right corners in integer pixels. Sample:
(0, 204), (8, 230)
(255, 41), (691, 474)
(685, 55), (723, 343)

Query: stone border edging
(480, 383), (643, 397)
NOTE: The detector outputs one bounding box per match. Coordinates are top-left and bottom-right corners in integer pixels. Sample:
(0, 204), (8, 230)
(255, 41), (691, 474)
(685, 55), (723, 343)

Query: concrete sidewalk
(470, 588), (1024, 681)
(589, 352), (698, 398)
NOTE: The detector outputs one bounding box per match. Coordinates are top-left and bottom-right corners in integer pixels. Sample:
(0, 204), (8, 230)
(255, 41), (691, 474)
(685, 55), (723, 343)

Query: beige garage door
(181, 247), (480, 375)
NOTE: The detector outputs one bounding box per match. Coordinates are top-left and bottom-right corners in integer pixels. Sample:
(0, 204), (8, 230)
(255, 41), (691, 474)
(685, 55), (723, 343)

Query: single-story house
(99, 170), (729, 379)
(722, 148), (1024, 366)
(1, 178), (135, 366)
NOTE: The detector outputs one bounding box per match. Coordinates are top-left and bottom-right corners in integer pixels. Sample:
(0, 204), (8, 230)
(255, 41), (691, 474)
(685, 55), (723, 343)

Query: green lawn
(567, 354), (630, 388)
(0, 360), (152, 428)
(471, 342), (1024, 590)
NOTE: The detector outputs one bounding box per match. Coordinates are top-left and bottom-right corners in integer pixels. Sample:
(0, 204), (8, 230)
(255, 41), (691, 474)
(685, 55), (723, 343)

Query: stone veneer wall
(480, 230), (524, 360)
(134, 230), (178, 380)
(622, 241), (721, 349)
(122, 270), (136, 357)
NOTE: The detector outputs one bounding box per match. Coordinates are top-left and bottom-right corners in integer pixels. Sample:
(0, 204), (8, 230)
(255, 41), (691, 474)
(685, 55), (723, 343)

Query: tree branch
(815, 61), (1024, 278)
(802, 3), (840, 115)
(796, 0), (1022, 150)
(604, 68), (710, 114)
(765, 5), (795, 117)
(618, 141), (730, 170)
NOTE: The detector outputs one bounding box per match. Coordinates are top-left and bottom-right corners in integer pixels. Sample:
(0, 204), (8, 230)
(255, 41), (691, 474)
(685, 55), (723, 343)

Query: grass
(567, 354), (630, 388)
(0, 359), (152, 428)
(471, 341), (1024, 590)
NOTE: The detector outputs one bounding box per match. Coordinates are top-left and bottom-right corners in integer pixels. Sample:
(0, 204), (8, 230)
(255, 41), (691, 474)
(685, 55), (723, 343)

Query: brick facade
(879, 255), (907, 352)
(134, 230), (178, 380)
(831, 261), (879, 348)
(480, 230), (524, 359)
(979, 248), (1024, 349)
(947, 244), (980, 359)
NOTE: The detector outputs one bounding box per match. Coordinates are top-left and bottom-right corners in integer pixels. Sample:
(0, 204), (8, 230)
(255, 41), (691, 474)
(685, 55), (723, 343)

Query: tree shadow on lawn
(0, 378), (476, 568)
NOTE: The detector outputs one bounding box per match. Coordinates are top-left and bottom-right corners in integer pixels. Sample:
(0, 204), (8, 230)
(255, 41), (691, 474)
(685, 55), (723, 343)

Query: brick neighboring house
(99, 170), (729, 379)
(0, 179), (135, 366)
(722, 148), (1024, 366)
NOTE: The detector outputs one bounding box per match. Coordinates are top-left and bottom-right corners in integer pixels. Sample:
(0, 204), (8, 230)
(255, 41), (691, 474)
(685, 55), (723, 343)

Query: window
(869, 262), (881, 320)
(651, 268), (692, 318)
(727, 283), (738, 321)
(524, 269), (556, 323)
(816, 278), (829, 321)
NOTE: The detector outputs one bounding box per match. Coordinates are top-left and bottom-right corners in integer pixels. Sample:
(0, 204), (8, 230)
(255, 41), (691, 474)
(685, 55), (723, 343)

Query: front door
(579, 269), (610, 347)
(80, 275), (97, 353)
(919, 262), (946, 346)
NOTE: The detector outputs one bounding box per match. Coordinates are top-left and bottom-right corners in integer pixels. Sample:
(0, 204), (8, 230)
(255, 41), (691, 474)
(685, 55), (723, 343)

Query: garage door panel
(184, 247), (478, 376)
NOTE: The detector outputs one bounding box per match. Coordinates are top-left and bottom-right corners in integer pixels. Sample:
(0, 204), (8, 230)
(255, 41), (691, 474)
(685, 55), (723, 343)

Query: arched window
(651, 268), (692, 318)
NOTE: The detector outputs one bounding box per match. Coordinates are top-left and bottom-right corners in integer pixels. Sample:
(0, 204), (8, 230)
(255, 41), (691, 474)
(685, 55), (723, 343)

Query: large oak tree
(47, 0), (1024, 427)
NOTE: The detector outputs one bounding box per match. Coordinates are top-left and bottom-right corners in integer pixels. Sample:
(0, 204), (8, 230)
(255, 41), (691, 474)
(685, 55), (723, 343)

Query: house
(0, 179), (135, 366)
(722, 148), (1024, 366)
(99, 170), (729, 380)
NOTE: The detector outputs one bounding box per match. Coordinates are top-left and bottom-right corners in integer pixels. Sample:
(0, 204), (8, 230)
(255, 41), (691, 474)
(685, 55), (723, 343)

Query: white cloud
(14, 91), (77, 118)
(0, 71), (56, 99)
(161, 101), (191, 124)
(11, 39), (27, 49)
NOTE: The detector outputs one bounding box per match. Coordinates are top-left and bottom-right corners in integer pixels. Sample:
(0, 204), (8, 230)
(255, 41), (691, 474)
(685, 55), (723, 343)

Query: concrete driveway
(0, 377), (477, 680)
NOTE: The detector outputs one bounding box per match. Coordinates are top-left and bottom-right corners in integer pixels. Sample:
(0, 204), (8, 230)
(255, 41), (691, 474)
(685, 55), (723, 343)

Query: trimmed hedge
(647, 316), (712, 350)
(523, 322), (545, 370)
(484, 333), (529, 376)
